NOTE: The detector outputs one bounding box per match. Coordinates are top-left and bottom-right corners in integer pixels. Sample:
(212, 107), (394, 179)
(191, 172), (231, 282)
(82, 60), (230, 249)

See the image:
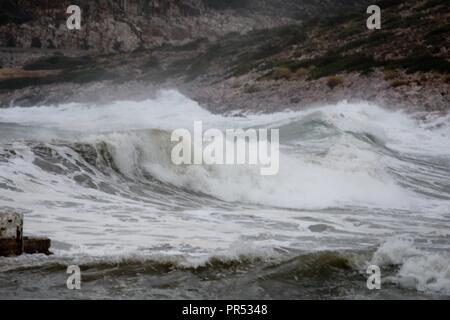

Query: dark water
(1, 250), (448, 300)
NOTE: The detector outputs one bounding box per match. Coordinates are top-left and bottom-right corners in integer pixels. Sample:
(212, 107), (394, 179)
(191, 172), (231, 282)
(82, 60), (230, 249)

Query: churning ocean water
(0, 90), (449, 299)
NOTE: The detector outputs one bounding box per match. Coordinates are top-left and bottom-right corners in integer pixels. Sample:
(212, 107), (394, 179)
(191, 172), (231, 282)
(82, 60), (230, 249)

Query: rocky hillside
(0, 0), (368, 53)
(0, 0), (448, 111)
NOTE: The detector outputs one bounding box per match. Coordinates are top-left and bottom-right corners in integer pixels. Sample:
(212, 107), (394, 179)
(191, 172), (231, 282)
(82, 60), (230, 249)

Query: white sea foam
(0, 90), (449, 296)
(371, 237), (450, 295)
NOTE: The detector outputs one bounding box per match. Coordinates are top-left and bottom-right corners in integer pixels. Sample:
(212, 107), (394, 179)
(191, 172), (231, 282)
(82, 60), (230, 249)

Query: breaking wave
(0, 90), (449, 297)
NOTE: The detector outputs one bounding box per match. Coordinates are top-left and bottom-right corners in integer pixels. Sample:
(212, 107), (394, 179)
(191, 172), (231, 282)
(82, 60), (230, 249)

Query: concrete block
(0, 212), (51, 256)
(24, 237), (52, 255)
(0, 212), (23, 239)
(0, 238), (23, 256)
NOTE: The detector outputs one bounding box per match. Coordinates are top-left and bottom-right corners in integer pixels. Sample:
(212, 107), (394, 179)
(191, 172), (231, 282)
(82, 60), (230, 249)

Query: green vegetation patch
(23, 55), (95, 71)
(155, 38), (209, 52)
(262, 52), (449, 82)
(0, 67), (114, 90)
(383, 12), (431, 29)
(308, 54), (378, 79)
(261, 54), (377, 80)
(336, 31), (395, 53)
(60, 68), (113, 84)
(385, 55), (450, 74)
(416, 0), (447, 11)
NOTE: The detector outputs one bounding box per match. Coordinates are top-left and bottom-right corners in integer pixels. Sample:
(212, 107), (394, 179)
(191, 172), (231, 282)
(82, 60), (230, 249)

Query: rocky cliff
(0, 0), (369, 53)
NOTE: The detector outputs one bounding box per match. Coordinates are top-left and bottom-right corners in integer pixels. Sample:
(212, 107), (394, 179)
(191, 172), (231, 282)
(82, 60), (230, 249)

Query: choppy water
(0, 90), (449, 299)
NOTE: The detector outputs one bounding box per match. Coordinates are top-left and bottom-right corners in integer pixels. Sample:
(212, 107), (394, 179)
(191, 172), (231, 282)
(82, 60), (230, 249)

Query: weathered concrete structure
(23, 237), (52, 255)
(0, 212), (51, 257)
(0, 212), (23, 256)
(0, 212), (23, 239)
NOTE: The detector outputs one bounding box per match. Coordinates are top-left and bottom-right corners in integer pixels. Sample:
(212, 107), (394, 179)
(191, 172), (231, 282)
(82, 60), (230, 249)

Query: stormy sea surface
(0, 90), (449, 299)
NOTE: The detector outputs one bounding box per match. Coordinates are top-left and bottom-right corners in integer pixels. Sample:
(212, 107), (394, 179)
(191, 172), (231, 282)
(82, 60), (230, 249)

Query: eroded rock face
(0, 0), (367, 53)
